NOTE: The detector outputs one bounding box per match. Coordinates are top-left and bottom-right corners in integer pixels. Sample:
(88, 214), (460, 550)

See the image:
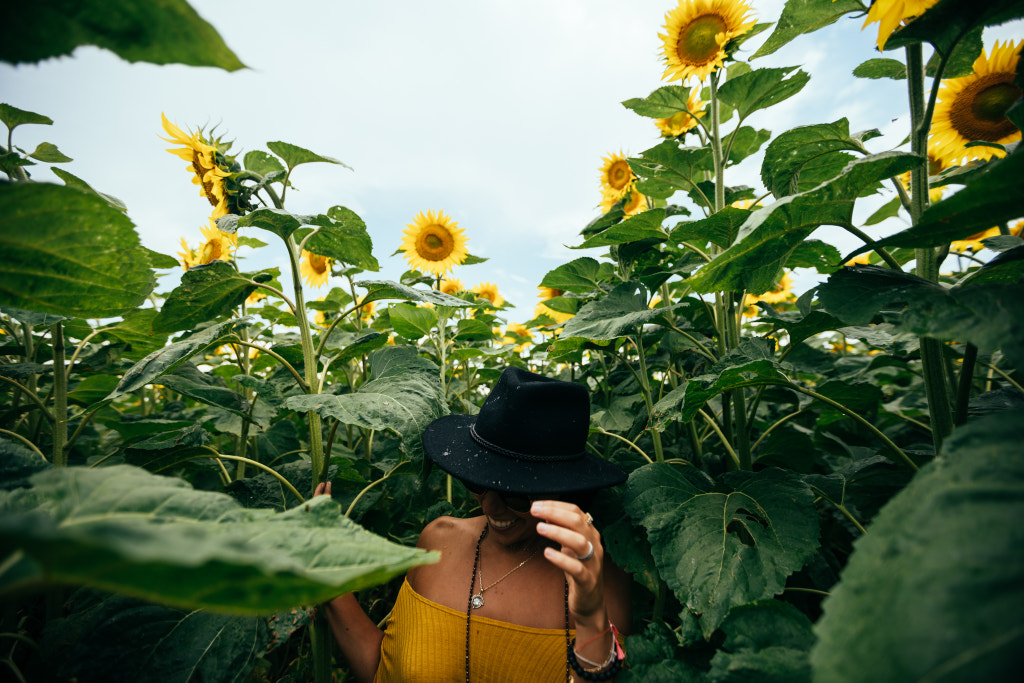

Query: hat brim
(422, 414), (627, 495)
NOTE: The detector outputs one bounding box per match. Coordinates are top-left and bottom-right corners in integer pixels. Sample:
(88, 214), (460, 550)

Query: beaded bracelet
(567, 631), (625, 681)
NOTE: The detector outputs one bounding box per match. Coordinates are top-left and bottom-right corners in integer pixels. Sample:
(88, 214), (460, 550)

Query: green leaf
(237, 208), (333, 242)
(811, 412), (1024, 682)
(925, 26), (983, 78)
(236, 235), (268, 249)
(50, 167), (127, 212)
(0, 305), (67, 328)
(817, 266), (1024, 372)
(957, 245), (1024, 286)
(454, 318), (495, 342)
(111, 318), (249, 397)
(885, 0), (1024, 54)
(1, 0), (245, 70)
(760, 119), (869, 199)
(266, 141), (349, 171)
(540, 257), (616, 293)
(97, 309), (169, 361)
(671, 207), (750, 249)
(852, 58), (907, 80)
(861, 151), (1024, 252)
(0, 183), (155, 317)
(303, 206), (380, 271)
(143, 247), (180, 270)
(708, 601), (815, 683)
(325, 329), (389, 363)
(622, 85), (703, 119)
(152, 261), (260, 334)
(688, 153), (919, 295)
(0, 465), (437, 613)
(244, 150), (285, 177)
(67, 374), (120, 407)
(634, 141), (715, 195)
(625, 464), (819, 636)
(41, 589), (293, 683)
(28, 141), (72, 163)
(863, 196), (902, 226)
(727, 127), (772, 166)
(574, 209), (667, 249)
(559, 281), (679, 342)
(159, 362), (251, 421)
(717, 67), (810, 122)
(785, 239), (842, 273)
(283, 347), (446, 461)
(0, 103), (53, 132)
(753, 0), (864, 58)
(388, 302), (437, 340)
(356, 279), (473, 308)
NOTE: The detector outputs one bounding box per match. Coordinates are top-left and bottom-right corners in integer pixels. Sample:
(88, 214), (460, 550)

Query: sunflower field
(2, 0), (1023, 681)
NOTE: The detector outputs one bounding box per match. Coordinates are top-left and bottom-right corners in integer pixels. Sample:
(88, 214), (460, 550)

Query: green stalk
(954, 343), (979, 426)
(51, 322), (67, 467)
(726, 297), (752, 470)
(907, 43), (954, 451)
(634, 333), (665, 462)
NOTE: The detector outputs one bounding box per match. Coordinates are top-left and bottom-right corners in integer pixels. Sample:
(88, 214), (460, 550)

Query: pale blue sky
(2, 1), (1020, 323)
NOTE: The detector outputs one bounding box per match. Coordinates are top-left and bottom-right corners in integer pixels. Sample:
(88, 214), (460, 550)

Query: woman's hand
(314, 481), (331, 498)
(530, 500), (606, 625)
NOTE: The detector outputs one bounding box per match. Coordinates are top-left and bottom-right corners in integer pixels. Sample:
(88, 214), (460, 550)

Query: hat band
(469, 424), (583, 463)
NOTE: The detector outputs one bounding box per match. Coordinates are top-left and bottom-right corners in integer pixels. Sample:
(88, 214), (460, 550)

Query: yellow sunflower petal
(659, 0), (757, 83)
(598, 151), (635, 200)
(862, 0), (941, 51)
(400, 209), (469, 277)
(471, 282), (504, 308)
(439, 278), (464, 295)
(300, 250), (332, 288)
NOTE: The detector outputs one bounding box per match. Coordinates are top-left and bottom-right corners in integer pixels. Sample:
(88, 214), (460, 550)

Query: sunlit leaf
(356, 279), (472, 307)
(540, 257), (616, 293)
(159, 362), (251, 421)
(717, 67), (810, 122)
(1, 0), (245, 70)
(28, 142), (72, 163)
(811, 413), (1024, 682)
(266, 141), (350, 171)
(622, 85), (704, 118)
(671, 207), (750, 250)
(243, 150), (285, 177)
(626, 464), (819, 636)
(0, 102), (52, 131)
(727, 127), (772, 166)
(152, 261), (261, 334)
(635, 141), (715, 194)
(388, 302), (438, 340)
(0, 183), (156, 318)
(302, 206), (379, 271)
(574, 210), (667, 249)
(50, 167), (127, 212)
(753, 0), (863, 58)
(760, 119), (869, 199)
(0, 465), (437, 613)
(559, 282), (681, 341)
(853, 58), (906, 80)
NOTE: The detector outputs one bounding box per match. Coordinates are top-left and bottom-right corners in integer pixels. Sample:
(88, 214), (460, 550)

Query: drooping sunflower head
(930, 40), (1023, 166)
(598, 152), (635, 200)
(439, 278), (464, 295)
(300, 250), (332, 288)
(400, 209), (468, 277)
(951, 220), (1024, 253)
(471, 282), (504, 309)
(660, 0), (757, 83)
(537, 286), (563, 301)
(862, 0), (941, 51)
(601, 186), (648, 216)
(161, 113), (233, 215)
(655, 86), (709, 136)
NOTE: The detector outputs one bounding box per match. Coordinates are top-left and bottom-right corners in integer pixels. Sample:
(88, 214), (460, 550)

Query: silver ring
(578, 541), (594, 562)
(585, 513), (594, 526)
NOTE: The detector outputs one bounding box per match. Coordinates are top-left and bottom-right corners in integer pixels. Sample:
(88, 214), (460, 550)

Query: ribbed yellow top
(373, 578), (573, 682)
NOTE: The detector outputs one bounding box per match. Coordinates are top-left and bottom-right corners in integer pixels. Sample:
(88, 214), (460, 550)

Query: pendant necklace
(470, 529), (540, 610)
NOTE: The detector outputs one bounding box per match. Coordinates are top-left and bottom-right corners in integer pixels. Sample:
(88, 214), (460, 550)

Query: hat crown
(473, 367), (589, 460)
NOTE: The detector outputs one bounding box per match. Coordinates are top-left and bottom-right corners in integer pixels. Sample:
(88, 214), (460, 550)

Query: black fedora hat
(422, 366), (626, 495)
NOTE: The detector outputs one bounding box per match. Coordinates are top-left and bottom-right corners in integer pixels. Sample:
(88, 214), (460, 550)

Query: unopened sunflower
(401, 209), (468, 277)
(177, 220), (237, 270)
(862, 0), (940, 51)
(598, 151), (635, 202)
(930, 40), (1022, 166)
(659, 0), (756, 83)
(655, 86), (708, 136)
(161, 113), (231, 219)
(300, 250), (332, 288)
(472, 282), (504, 308)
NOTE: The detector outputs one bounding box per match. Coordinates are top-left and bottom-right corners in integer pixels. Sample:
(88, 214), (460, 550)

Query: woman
(317, 366), (631, 682)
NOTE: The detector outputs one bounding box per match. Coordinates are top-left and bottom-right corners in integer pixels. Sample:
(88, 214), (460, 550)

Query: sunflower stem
(50, 322), (67, 467)
(634, 333), (665, 463)
(907, 42), (954, 452)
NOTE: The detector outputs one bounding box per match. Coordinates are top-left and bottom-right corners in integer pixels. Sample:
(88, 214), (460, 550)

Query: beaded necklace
(466, 525), (570, 683)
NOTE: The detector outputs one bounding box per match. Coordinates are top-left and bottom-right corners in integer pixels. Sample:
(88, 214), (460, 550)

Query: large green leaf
(817, 266), (1024, 372)
(152, 261), (261, 334)
(0, 465), (437, 613)
(2, 0), (245, 70)
(558, 282), (681, 342)
(98, 309), (170, 361)
(760, 119), (870, 198)
(302, 205), (379, 271)
(159, 362), (251, 421)
(686, 153), (919, 295)
(237, 208), (335, 242)
(885, 0), (1024, 54)
(284, 346), (446, 461)
(387, 302), (438, 339)
(622, 85), (703, 119)
(574, 209), (668, 249)
(852, 58), (907, 80)
(110, 318), (250, 397)
(633, 140), (715, 195)
(717, 67), (810, 123)
(0, 103), (53, 132)
(671, 207), (751, 249)
(356, 279), (472, 307)
(708, 601), (815, 683)
(753, 0), (864, 58)
(266, 141), (349, 171)
(539, 257), (616, 293)
(626, 464), (819, 636)
(0, 183), (156, 318)
(811, 412), (1024, 682)
(857, 150), (1024, 252)
(40, 589), (298, 683)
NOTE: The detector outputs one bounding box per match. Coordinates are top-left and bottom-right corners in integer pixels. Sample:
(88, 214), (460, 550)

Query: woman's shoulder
(416, 514), (481, 551)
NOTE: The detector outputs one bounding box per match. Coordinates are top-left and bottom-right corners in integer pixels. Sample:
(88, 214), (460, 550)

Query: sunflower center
(416, 225), (455, 262)
(310, 253), (329, 274)
(677, 15), (727, 65)
(607, 160), (632, 190)
(951, 74), (1022, 142)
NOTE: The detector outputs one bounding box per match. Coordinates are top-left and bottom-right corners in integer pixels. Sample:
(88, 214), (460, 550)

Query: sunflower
(600, 186), (649, 217)
(742, 272), (794, 317)
(538, 286), (563, 301)
(931, 41), (1022, 166)
(660, 0), (757, 83)
(598, 152), (635, 201)
(730, 198), (762, 211)
(245, 290), (267, 307)
(400, 209), (468, 277)
(177, 220), (237, 270)
(439, 278), (464, 295)
(472, 282), (504, 308)
(502, 322), (532, 353)
(862, 0), (940, 51)
(655, 86), (708, 136)
(357, 295), (376, 322)
(534, 301), (574, 325)
(161, 113), (231, 218)
(300, 250), (332, 288)
(844, 253), (873, 267)
(951, 219), (1024, 252)
(897, 149), (946, 204)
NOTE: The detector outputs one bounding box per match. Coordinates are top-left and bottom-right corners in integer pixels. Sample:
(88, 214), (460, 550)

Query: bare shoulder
(416, 515), (478, 551)
(408, 516), (482, 595)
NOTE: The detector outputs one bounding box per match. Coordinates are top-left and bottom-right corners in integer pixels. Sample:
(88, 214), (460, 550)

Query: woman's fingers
(314, 481), (331, 497)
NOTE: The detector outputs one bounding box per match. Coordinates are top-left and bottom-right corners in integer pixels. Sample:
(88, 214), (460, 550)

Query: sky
(2, 1), (1021, 324)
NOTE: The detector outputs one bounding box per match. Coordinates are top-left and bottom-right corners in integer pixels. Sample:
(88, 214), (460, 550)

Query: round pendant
(471, 594), (484, 610)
